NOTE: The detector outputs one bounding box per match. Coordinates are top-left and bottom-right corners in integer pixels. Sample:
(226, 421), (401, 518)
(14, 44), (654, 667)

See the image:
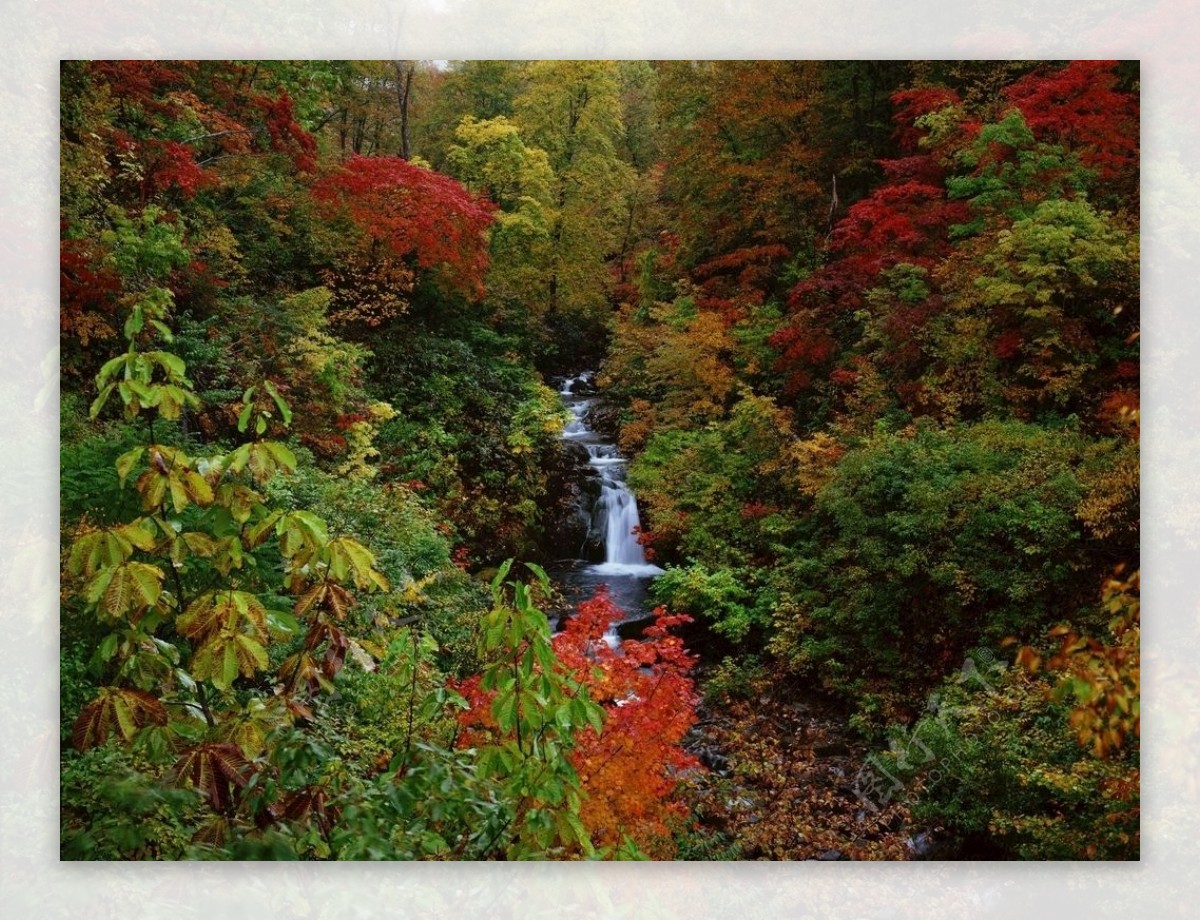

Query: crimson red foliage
(452, 590), (700, 856)
(1114, 360), (1138, 380)
(334, 413), (369, 429)
(828, 368), (859, 388)
(1005, 61), (1138, 185)
(311, 156), (495, 300)
(257, 92), (317, 172)
(552, 591), (700, 856)
(769, 324), (839, 395)
(86, 61), (317, 204)
(740, 501), (778, 520)
(694, 244), (791, 299)
(890, 86), (963, 153)
(144, 140), (216, 197)
(88, 60), (195, 118)
(60, 235), (121, 334)
(770, 86), (973, 397)
(825, 181), (966, 279)
(994, 328), (1023, 360)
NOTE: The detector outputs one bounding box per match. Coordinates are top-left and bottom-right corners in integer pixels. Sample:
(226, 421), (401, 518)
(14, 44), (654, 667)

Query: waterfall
(558, 374), (663, 578)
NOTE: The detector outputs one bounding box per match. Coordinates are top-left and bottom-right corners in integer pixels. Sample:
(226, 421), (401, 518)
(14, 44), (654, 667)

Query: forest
(59, 59), (1139, 861)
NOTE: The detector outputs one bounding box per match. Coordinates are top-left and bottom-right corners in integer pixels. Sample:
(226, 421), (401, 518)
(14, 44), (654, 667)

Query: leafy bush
(701, 653), (771, 705)
(61, 418), (150, 526)
(652, 564), (763, 643)
(369, 314), (567, 561)
(771, 419), (1120, 706)
(886, 662), (1138, 859)
(61, 746), (203, 860)
(628, 392), (804, 567)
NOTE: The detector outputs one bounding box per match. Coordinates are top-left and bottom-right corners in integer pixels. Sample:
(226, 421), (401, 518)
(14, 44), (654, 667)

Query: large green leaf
(114, 446), (145, 486)
(72, 686), (167, 751)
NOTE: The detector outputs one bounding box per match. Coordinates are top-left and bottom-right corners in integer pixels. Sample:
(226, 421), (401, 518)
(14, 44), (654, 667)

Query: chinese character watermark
(851, 648), (1005, 816)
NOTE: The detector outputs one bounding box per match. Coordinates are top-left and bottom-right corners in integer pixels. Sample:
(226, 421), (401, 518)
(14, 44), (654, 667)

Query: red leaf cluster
(553, 591), (701, 857)
(144, 140), (216, 197)
(770, 86), (973, 397)
(1005, 61), (1138, 186)
(312, 156), (495, 300)
(60, 234), (121, 349)
(257, 92), (317, 172)
(740, 501), (778, 520)
(993, 327), (1023, 360)
(85, 61), (318, 204)
(694, 244), (792, 306)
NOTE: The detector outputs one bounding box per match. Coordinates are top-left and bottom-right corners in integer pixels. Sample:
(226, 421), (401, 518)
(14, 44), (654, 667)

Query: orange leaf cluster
(552, 592), (701, 857)
(452, 590), (701, 857)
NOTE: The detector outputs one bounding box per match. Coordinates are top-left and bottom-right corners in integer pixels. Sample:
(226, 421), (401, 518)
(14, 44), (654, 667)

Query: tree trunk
(393, 61), (415, 160)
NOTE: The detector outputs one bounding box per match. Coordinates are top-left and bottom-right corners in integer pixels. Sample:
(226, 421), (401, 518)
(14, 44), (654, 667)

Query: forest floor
(684, 674), (922, 860)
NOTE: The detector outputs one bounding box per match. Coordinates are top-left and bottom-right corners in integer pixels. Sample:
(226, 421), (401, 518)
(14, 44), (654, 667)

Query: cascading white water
(603, 487), (646, 565)
(550, 373), (665, 646)
(559, 374), (663, 578)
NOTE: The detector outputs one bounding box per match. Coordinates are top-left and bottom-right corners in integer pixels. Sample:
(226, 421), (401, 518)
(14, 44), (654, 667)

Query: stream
(542, 373), (930, 860)
(546, 372), (664, 642)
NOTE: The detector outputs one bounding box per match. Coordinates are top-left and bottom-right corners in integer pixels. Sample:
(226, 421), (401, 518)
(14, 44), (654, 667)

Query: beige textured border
(3, 1), (1191, 916)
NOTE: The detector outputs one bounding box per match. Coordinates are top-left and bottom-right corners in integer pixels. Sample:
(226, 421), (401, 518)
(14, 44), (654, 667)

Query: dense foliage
(608, 60), (1138, 859)
(61, 59), (1138, 861)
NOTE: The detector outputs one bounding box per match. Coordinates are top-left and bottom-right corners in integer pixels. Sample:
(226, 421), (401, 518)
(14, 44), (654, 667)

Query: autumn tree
(922, 196), (1138, 422)
(311, 154), (494, 329)
(457, 583), (701, 858)
(656, 61), (826, 296)
(412, 60), (528, 169)
(1003, 60), (1139, 206)
(446, 116), (557, 325)
(63, 208), (394, 852)
(769, 85), (972, 407)
(766, 420), (1131, 713)
(600, 293), (740, 454)
(303, 60), (436, 161)
(515, 61), (635, 327)
(770, 63), (1139, 431)
(552, 592), (700, 857)
(451, 562), (608, 857)
(891, 568), (1139, 859)
(60, 60), (317, 380)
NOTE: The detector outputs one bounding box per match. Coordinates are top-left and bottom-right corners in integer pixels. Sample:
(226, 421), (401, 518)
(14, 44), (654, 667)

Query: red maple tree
(311, 155), (495, 302)
(454, 590), (701, 857)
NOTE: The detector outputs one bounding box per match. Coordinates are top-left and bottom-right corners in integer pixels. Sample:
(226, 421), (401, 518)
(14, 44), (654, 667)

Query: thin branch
(179, 127), (261, 145)
(310, 107), (345, 134)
